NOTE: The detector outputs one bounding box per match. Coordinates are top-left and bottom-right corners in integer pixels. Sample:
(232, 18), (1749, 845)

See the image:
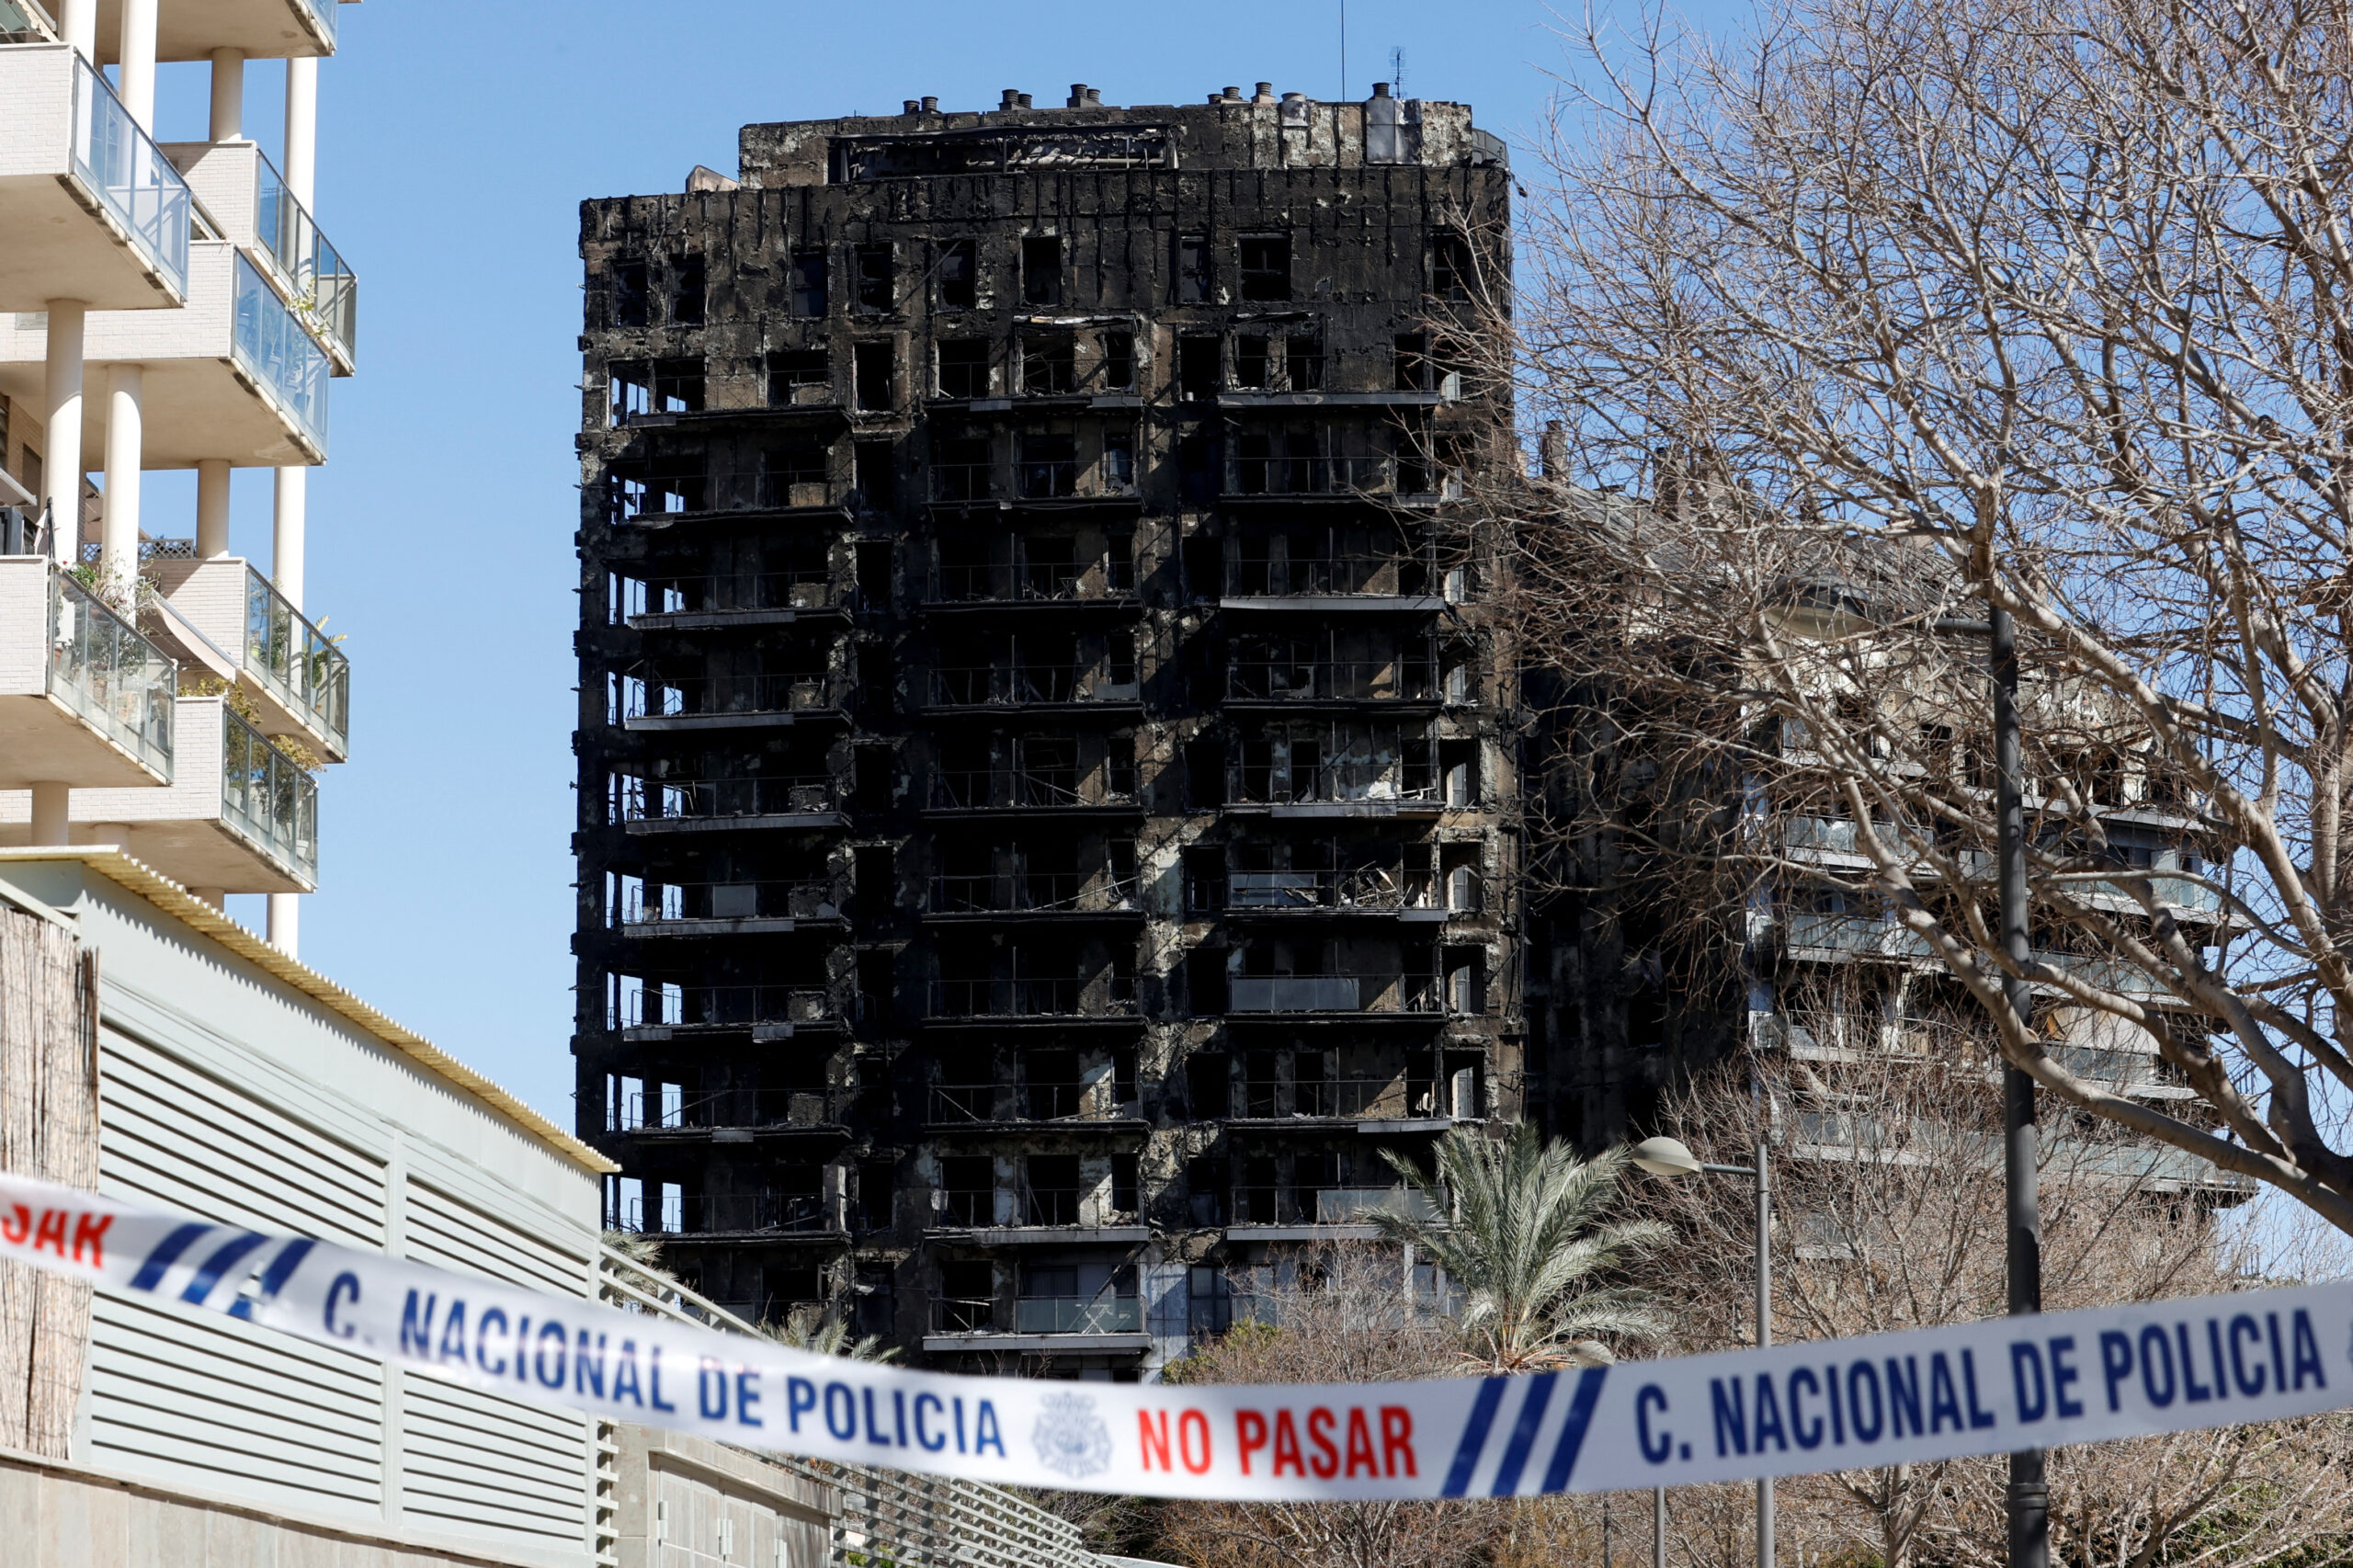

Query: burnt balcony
(1226, 972), (1449, 1016)
(926, 767), (1137, 815)
(614, 1086), (850, 1139)
(613, 983), (837, 1040)
(1226, 658), (1452, 708)
(926, 872), (1142, 919)
(610, 771), (844, 833)
(926, 977), (1140, 1023)
(1222, 553), (1449, 611)
(616, 671), (848, 733)
(610, 878), (842, 937)
(926, 1082), (1145, 1130)
(925, 558), (1139, 609)
(921, 664), (1139, 711)
(616, 1192), (842, 1240)
(1208, 867), (1461, 920)
(1232, 1075), (1457, 1129)
(1228, 1184), (1440, 1236)
(1225, 454), (1393, 500)
(613, 570), (849, 630)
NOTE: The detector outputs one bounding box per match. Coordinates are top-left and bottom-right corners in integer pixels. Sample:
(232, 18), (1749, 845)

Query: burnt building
(573, 80), (1517, 1376)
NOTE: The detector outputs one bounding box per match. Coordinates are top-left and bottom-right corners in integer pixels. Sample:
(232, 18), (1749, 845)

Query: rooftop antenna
(1391, 46), (1404, 96)
(1339, 0), (1347, 102)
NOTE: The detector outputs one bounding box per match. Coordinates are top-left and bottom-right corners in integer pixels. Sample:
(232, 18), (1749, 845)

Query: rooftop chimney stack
(1372, 81), (1392, 97)
(1085, 86), (1103, 106)
(1252, 82), (1277, 103)
(1017, 91), (1033, 108)
(1001, 88), (1020, 110)
(903, 99), (920, 115)
(921, 96), (939, 113)
(1066, 84), (1088, 108)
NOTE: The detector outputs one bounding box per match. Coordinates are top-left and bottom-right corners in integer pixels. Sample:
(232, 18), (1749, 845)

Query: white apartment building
(0, 0), (348, 952)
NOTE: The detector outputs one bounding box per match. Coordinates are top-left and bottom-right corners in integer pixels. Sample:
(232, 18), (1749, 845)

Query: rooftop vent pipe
(1066, 84), (1088, 108)
(922, 96), (939, 113)
(1252, 82), (1276, 103)
(1001, 88), (1020, 110)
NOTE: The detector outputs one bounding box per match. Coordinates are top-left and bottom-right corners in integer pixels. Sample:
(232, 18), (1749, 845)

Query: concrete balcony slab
(0, 45), (189, 312)
(0, 556), (174, 788)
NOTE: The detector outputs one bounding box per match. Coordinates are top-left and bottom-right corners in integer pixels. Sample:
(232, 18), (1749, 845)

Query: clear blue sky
(133, 0), (1757, 1128)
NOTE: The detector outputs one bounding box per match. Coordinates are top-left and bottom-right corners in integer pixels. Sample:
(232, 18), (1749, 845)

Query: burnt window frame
(790, 247), (830, 317)
(936, 339), (992, 400)
(853, 243), (894, 312)
(610, 260), (650, 327)
(936, 238), (979, 310)
(1237, 233), (1292, 301)
(669, 255), (707, 324)
(767, 349), (833, 407)
(1021, 335), (1077, 395)
(853, 339), (896, 410)
(1176, 233), (1211, 302)
(1020, 234), (1064, 307)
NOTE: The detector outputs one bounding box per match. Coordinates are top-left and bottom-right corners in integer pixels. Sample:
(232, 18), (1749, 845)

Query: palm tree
(1374, 1124), (1672, 1372)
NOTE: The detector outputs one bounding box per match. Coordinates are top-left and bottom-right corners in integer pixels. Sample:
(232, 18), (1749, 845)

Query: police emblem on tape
(1034, 1392), (1113, 1479)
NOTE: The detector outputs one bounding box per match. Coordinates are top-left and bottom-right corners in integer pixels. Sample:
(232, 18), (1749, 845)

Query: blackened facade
(574, 81), (1516, 1375)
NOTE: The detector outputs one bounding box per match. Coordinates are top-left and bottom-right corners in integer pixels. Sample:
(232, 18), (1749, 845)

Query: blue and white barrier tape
(2, 1174), (2345, 1499)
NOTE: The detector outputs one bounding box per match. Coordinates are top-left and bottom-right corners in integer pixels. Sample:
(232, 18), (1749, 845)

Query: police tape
(1, 1171), (2346, 1500)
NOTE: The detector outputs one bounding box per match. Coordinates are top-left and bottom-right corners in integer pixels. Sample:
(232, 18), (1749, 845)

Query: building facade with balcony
(574, 82), (1518, 1376)
(0, 0), (354, 952)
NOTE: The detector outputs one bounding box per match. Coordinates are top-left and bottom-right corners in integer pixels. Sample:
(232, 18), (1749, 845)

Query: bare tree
(1636, 1052), (2353, 1568)
(1483, 0), (2353, 1231)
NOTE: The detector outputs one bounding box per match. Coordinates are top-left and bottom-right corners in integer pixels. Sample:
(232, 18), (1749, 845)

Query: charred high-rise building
(574, 81), (1516, 1375)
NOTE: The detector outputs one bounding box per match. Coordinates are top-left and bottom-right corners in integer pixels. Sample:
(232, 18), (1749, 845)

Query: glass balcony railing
(69, 54), (190, 297)
(48, 566), (175, 778)
(1014, 1297), (1141, 1334)
(254, 149), (356, 366)
(221, 706), (316, 883)
(244, 564), (347, 754)
(232, 252), (331, 454)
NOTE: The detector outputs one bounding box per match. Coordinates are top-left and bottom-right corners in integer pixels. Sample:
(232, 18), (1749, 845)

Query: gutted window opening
(937, 239), (977, 309)
(1177, 234), (1211, 302)
(767, 349), (831, 406)
(670, 256), (706, 324)
(1021, 234), (1063, 306)
(854, 340), (895, 409)
(1239, 234), (1291, 301)
(790, 248), (829, 316)
(937, 340), (990, 399)
(611, 260), (650, 327)
(854, 243), (893, 312)
(1022, 335), (1076, 395)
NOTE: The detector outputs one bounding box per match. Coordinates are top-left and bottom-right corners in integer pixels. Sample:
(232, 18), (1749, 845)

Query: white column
(209, 49), (245, 142)
(267, 892), (299, 959)
(284, 56), (318, 207)
(41, 303), (85, 555)
(117, 0), (158, 129)
(272, 466), (304, 607)
(77, 822), (131, 849)
(59, 0), (94, 56)
(28, 784), (70, 846)
(196, 460), (231, 557)
(102, 364), (142, 602)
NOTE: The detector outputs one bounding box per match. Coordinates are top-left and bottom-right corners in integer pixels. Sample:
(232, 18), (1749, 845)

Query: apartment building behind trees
(574, 82), (1518, 1375)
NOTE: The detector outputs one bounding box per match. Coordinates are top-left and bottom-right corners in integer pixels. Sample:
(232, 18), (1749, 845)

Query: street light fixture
(1631, 1134), (1773, 1568)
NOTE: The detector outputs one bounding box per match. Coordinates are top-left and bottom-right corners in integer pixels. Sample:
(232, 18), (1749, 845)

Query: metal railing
(1219, 868), (1441, 912)
(254, 146), (356, 365)
(929, 561), (1136, 604)
(929, 873), (1141, 915)
(931, 461), (995, 502)
(232, 252), (331, 453)
(1231, 455), (1392, 496)
(288, 0), (336, 44)
(928, 1084), (1133, 1123)
(1236, 1076), (1447, 1119)
(1020, 1187), (1083, 1226)
(619, 1086), (845, 1131)
(69, 53), (189, 295)
(1229, 1185), (1437, 1225)
(925, 665), (1136, 708)
(931, 1297), (1000, 1333)
(47, 565), (174, 778)
(930, 768), (1121, 811)
(613, 879), (839, 926)
(244, 564), (347, 752)
(1781, 912), (1936, 961)
(1230, 769), (1443, 808)
(1228, 659), (1440, 702)
(927, 978), (1138, 1019)
(1014, 1296), (1142, 1333)
(612, 1193), (835, 1235)
(611, 772), (837, 824)
(1226, 973), (1447, 1013)
(221, 706), (316, 882)
(1224, 555), (1432, 597)
(615, 570), (845, 620)
(618, 984), (834, 1030)
(620, 672), (844, 722)
(596, 1256), (1114, 1568)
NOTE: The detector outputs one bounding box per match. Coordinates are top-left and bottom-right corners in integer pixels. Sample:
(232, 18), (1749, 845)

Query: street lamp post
(1632, 1135), (1773, 1568)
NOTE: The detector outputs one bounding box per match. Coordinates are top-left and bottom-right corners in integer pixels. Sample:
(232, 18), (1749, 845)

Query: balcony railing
(1014, 1297), (1141, 1333)
(1227, 973), (1446, 1014)
(1224, 556), (1433, 598)
(289, 0), (337, 44)
(927, 978), (1139, 1019)
(1231, 770), (1442, 809)
(930, 873), (1142, 915)
(232, 252), (331, 453)
(930, 768), (1121, 811)
(1231, 456), (1392, 496)
(931, 1297), (999, 1333)
(615, 571), (845, 620)
(254, 147), (356, 367)
(1020, 1187), (1083, 1226)
(244, 564), (347, 754)
(931, 462), (995, 502)
(221, 706), (317, 883)
(1236, 1076), (1448, 1119)
(1781, 912), (1935, 961)
(615, 1194), (834, 1236)
(611, 772), (837, 824)
(1220, 869), (1440, 913)
(48, 566), (175, 778)
(1228, 660), (1440, 702)
(618, 984), (834, 1031)
(930, 560), (1136, 604)
(613, 879), (839, 926)
(928, 1083), (1133, 1123)
(925, 665), (1136, 708)
(70, 54), (190, 296)
(1230, 1185), (1438, 1225)
(620, 672), (844, 723)
(619, 1086), (845, 1131)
